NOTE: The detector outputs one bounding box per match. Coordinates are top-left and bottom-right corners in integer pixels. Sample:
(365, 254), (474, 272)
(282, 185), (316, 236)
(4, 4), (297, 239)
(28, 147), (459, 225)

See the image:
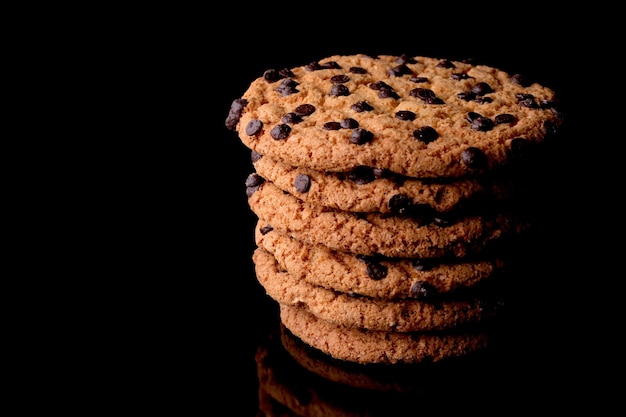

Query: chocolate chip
(294, 104), (316, 116)
(412, 258), (436, 271)
(413, 126), (439, 143)
(409, 88), (444, 104)
(457, 92), (476, 101)
(516, 93), (539, 108)
(388, 193), (413, 215)
(351, 101), (374, 112)
(270, 124), (291, 140)
(365, 261), (388, 280)
(245, 119), (263, 136)
(321, 61), (341, 69)
(349, 66), (368, 74)
(369, 81), (392, 91)
(259, 225), (273, 235)
(347, 166), (376, 184)
(245, 172), (264, 188)
(323, 121), (342, 130)
(282, 113), (303, 124)
(263, 69), (282, 83)
(436, 59), (456, 68)
(474, 97), (493, 104)
(225, 98), (248, 130)
(294, 174), (311, 193)
(509, 137), (531, 158)
(305, 62), (323, 71)
(461, 147), (488, 169)
(470, 82), (493, 96)
(470, 116), (495, 132)
(330, 84), (350, 96)
(330, 74), (350, 83)
(356, 254), (388, 280)
(395, 110), (416, 121)
(396, 54), (417, 64)
(466, 112), (494, 131)
(388, 64), (413, 77)
(350, 128), (374, 145)
(510, 73), (530, 86)
(409, 281), (435, 299)
(275, 79), (299, 96)
(251, 150), (262, 163)
(340, 118), (359, 129)
(410, 76), (429, 83)
(245, 173), (264, 197)
(451, 73), (472, 80)
(495, 113), (517, 125)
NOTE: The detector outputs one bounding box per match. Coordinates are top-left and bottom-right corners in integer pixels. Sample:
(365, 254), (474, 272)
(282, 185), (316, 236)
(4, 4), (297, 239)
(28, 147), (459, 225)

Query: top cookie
(226, 54), (564, 178)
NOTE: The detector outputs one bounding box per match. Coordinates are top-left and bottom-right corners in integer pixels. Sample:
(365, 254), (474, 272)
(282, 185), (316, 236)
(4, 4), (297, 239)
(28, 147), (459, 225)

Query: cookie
(279, 304), (491, 364)
(253, 248), (499, 332)
(278, 322), (499, 393)
(255, 221), (505, 299)
(226, 54), (564, 179)
(252, 151), (518, 214)
(248, 180), (529, 259)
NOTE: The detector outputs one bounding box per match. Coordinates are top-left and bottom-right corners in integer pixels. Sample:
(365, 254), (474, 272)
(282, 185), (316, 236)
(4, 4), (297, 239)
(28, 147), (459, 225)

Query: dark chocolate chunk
(409, 88), (444, 104)
(494, 114), (517, 125)
(413, 126), (439, 143)
(467, 112), (494, 131)
(323, 121), (342, 130)
(347, 166), (376, 184)
(349, 128), (374, 145)
(340, 118), (359, 129)
(388, 193), (413, 216)
(225, 98), (248, 130)
(329, 84), (350, 96)
(270, 124), (291, 140)
(388, 63), (413, 77)
(356, 254), (388, 280)
(349, 66), (368, 74)
(259, 225), (273, 235)
(470, 82), (493, 96)
(245, 172), (264, 188)
(330, 74), (350, 83)
(461, 147), (488, 169)
(436, 59), (456, 68)
(245, 173), (265, 197)
(510, 73), (530, 86)
(294, 174), (311, 193)
(251, 150), (262, 163)
(395, 110), (416, 121)
(410, 76), (429, 83)
(282, 112), (303, 124)
(470, 116), (495, 132)
(409, 281), (435, 299)
(351, 101), (374, 112)
(275, 78), (299, 96)
(412, 258), (436, 271)
(365, 261), (388, 280)
(245, 119), (263, 136)
(451, 73), (472, 80)
(509, 137), (531, 158)
(294, 104), (316, 116)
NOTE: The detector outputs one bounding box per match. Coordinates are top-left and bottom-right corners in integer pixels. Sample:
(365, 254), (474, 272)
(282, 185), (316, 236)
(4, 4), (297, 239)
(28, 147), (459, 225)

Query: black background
(45, 5), (612, 414)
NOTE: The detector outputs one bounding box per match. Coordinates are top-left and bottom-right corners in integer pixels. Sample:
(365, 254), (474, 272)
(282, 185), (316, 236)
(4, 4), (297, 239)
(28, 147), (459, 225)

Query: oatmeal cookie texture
(226, 53), (564, 364)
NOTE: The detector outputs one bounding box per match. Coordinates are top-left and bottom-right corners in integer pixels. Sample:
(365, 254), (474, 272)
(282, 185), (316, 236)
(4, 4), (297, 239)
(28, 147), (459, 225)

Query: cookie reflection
(255, 323), (505, 416)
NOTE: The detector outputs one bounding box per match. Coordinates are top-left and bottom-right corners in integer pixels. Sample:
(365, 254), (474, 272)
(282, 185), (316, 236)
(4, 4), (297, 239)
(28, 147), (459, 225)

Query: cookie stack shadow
(225, 54), (564, 365)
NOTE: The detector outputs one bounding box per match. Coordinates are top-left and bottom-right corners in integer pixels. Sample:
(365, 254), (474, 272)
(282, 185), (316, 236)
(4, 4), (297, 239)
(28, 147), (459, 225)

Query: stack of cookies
(225, 54), (564, 364)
